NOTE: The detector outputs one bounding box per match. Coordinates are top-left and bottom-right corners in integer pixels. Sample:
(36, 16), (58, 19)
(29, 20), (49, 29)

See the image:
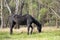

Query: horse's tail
(5, 16), (9, 27)
(6, 15), (12, 27)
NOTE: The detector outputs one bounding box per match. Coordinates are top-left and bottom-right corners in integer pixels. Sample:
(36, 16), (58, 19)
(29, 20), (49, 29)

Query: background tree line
(0, 0), (60, 28)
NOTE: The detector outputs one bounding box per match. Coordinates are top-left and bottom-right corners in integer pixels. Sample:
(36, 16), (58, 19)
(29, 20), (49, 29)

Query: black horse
(9, 14), (42, 35)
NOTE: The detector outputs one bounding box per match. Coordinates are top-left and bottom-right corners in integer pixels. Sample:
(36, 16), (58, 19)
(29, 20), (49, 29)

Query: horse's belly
(18, 21), (27, 25)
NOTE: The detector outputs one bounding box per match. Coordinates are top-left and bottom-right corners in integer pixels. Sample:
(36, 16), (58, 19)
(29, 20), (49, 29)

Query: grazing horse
(9, 14), (42, 35)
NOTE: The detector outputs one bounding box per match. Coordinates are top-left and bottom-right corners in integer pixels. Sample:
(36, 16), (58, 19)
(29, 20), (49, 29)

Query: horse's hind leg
(17, 24), (20, 29)
(10, 22), (15, 35)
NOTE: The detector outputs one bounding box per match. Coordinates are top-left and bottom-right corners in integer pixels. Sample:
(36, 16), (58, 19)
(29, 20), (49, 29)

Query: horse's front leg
(27, 26), (30, 35)
(27, 19), (31, 35)
(30, 25), (33, 34)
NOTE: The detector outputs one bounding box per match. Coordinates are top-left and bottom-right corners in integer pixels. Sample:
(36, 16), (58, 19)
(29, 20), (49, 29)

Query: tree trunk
(19, 0), (24, 15)
(50, 8), (60, 28)
(15, 0), (19, 14)
(28, 0), (33, 16)
(56, 17), (59, 28)
(25, 3), (29, 14)
(1, 0), (4, 28)
(37, 0), (40, 20)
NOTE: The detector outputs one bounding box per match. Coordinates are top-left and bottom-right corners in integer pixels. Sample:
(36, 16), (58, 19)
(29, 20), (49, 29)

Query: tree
(15, 0), (19, 14)
(4, 0), (12, 15)
(19, 0), (24, 15)
(28, 0), (33, 16)
(1, 0), (4, 28)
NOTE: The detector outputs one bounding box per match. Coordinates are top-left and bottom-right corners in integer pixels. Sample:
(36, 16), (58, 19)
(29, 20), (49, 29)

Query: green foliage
(32, 2), (37, 9)
(40, 8), (48, 16)
(45, 20), (56, 26)
(41, 0), (52, 5)
(32, 4), (37, 8)
(3, 8), (9, 15)
(38, 8), (48, 21)
(0, 0), (60, 26)
(9, 0), (15, 7)
(51, 15), (56, 20)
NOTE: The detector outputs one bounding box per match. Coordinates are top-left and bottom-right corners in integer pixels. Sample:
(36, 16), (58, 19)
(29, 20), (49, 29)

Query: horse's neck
(32, 17), (40, 26)
(34, 20), (39, 26)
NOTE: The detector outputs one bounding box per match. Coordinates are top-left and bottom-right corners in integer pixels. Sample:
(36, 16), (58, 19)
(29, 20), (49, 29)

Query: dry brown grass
(0, 26), (60, 33)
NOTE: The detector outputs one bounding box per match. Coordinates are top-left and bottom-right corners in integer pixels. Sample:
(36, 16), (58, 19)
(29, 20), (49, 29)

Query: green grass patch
(0, 30), (60, 40)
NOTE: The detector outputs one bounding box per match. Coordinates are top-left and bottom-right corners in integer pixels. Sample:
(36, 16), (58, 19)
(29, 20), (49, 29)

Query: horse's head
(37, 23), (42, 33)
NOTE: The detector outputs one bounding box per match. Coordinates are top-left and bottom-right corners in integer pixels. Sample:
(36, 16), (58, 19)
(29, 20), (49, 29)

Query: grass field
(0, 27), (60, 40)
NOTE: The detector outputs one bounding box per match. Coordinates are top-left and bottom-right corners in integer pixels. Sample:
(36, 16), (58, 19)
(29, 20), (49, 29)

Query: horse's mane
(26, 15), (41, 27)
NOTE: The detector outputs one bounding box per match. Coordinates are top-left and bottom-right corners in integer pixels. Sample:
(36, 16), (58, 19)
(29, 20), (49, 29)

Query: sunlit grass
(0, 27), (60, 40)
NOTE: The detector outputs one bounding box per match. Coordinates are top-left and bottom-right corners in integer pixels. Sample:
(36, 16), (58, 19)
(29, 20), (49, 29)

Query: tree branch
(5, 0), (12, 15)
(50, 8), (60, 19)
